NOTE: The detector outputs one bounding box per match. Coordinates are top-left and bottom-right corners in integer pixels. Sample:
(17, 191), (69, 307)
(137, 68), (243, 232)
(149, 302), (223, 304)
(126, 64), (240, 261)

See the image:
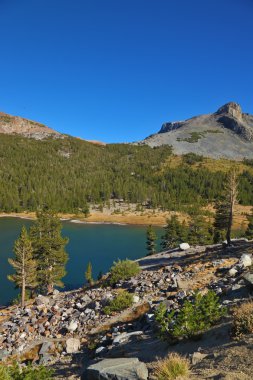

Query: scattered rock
(66, 338), (80, 354)
(179, 243), (190, 251)
(84, 358), (148, 380)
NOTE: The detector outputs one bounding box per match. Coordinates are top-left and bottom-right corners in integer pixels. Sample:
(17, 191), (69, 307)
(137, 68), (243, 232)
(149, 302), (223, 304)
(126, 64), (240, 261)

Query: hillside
(141, 102), (253, 160)
(0, 134), (253, 215)
(0, 240), (252, 379)
(0, 111), (61, 139)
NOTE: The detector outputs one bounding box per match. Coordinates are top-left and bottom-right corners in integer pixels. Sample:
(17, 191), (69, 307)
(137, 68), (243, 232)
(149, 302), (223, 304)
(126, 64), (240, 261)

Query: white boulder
(179, 243), (190, 251)
(239, 254), (252, 268)
(66, 338), (80, 354)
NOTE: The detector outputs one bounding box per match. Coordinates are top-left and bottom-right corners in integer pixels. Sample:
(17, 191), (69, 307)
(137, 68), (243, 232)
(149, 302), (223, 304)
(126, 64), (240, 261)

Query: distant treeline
(0, 134), (252, 213)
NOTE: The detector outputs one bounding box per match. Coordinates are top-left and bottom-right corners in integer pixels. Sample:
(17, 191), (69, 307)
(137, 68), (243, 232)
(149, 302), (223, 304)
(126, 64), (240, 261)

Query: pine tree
(161, 215), (188, 249)
(30, 209), (69, 294)
(188, 216), (213, 246)
(146, 225), (157, 255)
(85, 261), (94, 285)
(214, 169), (238, 245)
(245, 209), (253, 240)
(8, 226), (37, 307)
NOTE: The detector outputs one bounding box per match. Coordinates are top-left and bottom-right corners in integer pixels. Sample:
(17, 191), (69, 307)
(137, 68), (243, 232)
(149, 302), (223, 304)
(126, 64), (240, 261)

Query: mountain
(141, 102), (253, 160)
(0, 111), (61, 139)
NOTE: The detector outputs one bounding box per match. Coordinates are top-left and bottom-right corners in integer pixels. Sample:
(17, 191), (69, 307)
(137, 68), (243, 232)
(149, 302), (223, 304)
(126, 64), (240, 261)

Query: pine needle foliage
(155, 291), (226, 340)
(8, 226), (37, 307)
(85, 261), (94, 285)
(161, 215), (188, 249)
(146, 225), (157, 255)
(108, 259), (140, 286)
(30, 209), (69, 294)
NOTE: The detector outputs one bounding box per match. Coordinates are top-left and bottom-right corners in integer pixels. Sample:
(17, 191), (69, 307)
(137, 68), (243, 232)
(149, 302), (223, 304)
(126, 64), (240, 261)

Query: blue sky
(0, 0), (252, 142)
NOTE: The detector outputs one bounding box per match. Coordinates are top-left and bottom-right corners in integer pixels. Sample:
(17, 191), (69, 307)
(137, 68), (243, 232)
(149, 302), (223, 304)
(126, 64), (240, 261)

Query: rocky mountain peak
(216, 102), (242, 119)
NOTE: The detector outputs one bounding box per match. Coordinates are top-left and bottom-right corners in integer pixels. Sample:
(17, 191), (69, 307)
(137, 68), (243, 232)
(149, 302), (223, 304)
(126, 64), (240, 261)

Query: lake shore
(0, 210), (182, 226)
(0, 203), (250, 227)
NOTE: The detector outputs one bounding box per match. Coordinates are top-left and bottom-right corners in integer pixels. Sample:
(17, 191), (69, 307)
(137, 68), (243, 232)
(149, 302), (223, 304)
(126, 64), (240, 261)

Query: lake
(0, 218), (162, 306)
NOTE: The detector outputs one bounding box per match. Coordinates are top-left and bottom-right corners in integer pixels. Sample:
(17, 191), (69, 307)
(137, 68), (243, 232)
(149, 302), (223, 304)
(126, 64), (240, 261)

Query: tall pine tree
(8, 226), (37, 307)
(161, 215), (188, 249)
(30, 209), (69, 294)
(214, 169), (238, 245)
(245, 209), (253, 240)
(146, 225), (157, 256)
(85, 261), (94, 285)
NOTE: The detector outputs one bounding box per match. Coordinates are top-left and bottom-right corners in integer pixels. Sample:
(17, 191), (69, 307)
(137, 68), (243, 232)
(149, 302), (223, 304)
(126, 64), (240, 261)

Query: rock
(66, 338), (80, 354)
(39, 341), (53, 355)
(191, 351), (208, 365)
(67, 320), (78, 333)
(239, 254), (252, 268)
(243, 272), (253, 287)
(84, 358), (148, 380)
(35, 295), (50, 306)
(95, 346), (106, 355)
(112, 331), (143, 345)
(179, 243), (190, 251)
(133, 295), (140, 303)
(229, 267), (238, 277)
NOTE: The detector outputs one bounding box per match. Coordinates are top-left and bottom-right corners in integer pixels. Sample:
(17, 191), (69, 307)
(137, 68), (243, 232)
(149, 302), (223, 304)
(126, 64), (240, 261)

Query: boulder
(179, 243), (190, 251)
(239, 254), (252, 268)
(243, 272), (253, 288)
(66, 338), (80, 354)
(84, 358), (148, 380)
(229, 267), (238, 277)
(35, 295), (50, 306)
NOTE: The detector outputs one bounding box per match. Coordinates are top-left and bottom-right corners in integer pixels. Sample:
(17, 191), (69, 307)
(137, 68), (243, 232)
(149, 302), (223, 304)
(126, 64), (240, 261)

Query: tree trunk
(21, 277), (26, 308)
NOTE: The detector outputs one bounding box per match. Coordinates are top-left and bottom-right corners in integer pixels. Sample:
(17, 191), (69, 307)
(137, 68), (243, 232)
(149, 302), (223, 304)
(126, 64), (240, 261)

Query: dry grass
(232, 301), (253, 338)
(152, 353), (190, 380)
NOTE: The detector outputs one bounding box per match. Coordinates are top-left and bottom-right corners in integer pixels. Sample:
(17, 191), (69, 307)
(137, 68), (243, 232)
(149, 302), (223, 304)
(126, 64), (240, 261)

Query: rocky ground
(0, 240), (252, 379)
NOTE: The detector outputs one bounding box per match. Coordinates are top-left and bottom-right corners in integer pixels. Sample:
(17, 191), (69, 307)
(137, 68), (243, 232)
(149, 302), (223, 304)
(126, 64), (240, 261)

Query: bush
(0, 363), (54, 380)
(108, 259), (140, 286)
(104, 290), (133, 315)
(232, 301), (253, 338)
(155, 291), (226, 340)
(153, 353), (190, 380)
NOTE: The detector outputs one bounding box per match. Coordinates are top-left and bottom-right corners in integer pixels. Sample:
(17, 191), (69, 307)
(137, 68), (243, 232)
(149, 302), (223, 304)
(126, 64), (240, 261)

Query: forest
(0, 134), (253, 213)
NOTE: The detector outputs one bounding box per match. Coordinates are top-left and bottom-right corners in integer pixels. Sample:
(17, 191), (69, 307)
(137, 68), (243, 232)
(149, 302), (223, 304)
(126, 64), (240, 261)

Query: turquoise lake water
(0, 218), (162, 306)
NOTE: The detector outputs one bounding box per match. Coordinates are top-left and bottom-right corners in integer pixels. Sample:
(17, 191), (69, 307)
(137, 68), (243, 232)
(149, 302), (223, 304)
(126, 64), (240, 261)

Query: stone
(84, 358), (148, 380)
(229, 267), (238, 277)
(179, 243), (190, 251)
(191, 351), (208, 365)
(35, 295), (50, 306)
(243, 272), (253, 287)
(66, 338), (80, 354)
(112, 331), (143, 345)
(239, 254), (252, 268)
(67, 320), (78, 332)
(133, 295), (140, 303)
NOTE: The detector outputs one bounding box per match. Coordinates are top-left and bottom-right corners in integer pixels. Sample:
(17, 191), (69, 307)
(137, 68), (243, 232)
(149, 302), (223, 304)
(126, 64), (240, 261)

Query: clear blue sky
(0, 0), (252, 142)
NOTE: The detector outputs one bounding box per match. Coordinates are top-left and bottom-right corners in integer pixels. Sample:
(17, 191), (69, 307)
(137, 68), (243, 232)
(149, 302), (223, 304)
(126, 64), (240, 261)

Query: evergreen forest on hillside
(0, 134), (253, 213)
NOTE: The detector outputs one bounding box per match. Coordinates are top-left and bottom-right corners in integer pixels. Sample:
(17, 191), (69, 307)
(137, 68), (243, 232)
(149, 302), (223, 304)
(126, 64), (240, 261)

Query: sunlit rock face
(140, 102), (253, 159)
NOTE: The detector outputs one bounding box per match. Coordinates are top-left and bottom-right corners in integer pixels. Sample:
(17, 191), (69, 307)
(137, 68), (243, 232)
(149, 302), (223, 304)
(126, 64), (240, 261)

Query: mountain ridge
(141, 102), (253, 160)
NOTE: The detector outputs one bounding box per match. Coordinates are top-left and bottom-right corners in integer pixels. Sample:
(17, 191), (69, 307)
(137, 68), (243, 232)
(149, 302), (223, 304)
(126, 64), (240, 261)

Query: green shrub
(232, 301), (253, 338)
(108, 259), (140, 286)
(104, 290), (133, 315)
(155, 291), (226, 340)
(153, 353), (190, 380)
(0, 363), (54, 380)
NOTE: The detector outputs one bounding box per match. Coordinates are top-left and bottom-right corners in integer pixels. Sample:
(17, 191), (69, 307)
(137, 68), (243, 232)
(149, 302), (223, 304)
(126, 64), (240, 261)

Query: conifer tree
(146, 225), (157, 256)
(30, 209), (69, 294)
(8, 226), (37, 307)
(188, 216), (213, 246)
(85, 261), (94, 285)
(214, 169), (238, 245)
(161, 215), (188, 249)
(245, 209), (253, 240)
